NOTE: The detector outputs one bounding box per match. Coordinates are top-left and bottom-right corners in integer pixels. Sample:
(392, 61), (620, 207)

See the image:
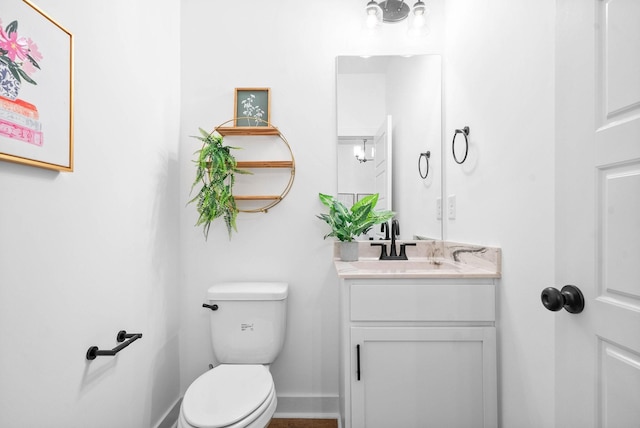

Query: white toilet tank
(206, 282), (288, 364)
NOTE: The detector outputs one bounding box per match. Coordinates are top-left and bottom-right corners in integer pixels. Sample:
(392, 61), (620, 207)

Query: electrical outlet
(436, 197), (442, 220)
(447, 194), (456, 219)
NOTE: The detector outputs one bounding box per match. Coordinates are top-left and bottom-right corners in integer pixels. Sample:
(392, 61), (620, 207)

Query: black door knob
(541, 285), (585, 314)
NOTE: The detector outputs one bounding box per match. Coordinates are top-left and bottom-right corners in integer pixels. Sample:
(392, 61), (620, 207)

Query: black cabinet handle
(541, 285), (584, 314)
(356, 344), (361, 381)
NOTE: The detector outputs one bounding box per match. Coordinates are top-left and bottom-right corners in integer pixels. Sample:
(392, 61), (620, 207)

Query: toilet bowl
(178, 364), (277, 428)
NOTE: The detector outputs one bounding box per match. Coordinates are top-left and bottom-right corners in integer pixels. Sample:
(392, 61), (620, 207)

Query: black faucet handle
(371, 243), (388, 260)
(398, 242), (417, 258)
(380, 222), (390, 240)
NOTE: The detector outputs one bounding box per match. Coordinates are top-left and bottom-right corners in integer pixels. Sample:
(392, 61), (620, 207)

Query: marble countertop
(334, 240), (501, 279)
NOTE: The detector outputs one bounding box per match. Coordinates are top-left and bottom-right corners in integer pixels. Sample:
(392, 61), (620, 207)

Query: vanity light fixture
(365, 0), (383, 28)
(365, 0), (427, 25)
(354, 138), (375, 163)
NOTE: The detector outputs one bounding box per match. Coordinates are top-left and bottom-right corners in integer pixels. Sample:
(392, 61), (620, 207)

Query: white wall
(0, 1), (181, 426)
(444, 0), (556, 426)
(179, 0), (445, 417)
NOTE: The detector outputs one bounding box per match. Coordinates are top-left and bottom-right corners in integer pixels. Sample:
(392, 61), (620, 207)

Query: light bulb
(354, 145), (363, 159)
(412, 0), (426, 16)
(365, 1), (382, 28)
(409, 1), (428, 35)
(366, 14), (379, 28)
(413, 13), (425, 28)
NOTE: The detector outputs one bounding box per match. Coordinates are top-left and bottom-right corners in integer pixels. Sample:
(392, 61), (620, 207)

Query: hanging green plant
(188, 128), (250, 239)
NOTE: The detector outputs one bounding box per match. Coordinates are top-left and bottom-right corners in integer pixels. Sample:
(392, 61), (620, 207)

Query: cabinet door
(351, 327), (497, 428)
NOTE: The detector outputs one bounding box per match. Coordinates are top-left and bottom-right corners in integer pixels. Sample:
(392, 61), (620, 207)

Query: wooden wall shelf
(216, 126), (280, 136)
(236, 160), (294, 169)
(213, 119), (295, 213)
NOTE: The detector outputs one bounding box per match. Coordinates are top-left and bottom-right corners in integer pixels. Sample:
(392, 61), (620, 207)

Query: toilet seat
(181, 364), (275, 428)
(178, 388), (276, 428)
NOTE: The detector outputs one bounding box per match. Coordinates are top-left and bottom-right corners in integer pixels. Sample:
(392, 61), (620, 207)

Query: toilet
(178, 282), (288, 428)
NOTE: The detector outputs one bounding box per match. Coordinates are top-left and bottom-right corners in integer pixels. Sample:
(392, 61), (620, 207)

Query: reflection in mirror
(336, 55), (442, 240)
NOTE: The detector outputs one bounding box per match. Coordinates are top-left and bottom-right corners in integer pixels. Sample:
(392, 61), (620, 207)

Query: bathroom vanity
(335, 241), (501, 428)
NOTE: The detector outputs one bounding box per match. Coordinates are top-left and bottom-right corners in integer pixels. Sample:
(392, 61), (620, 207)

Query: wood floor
(267, 419), (338, 428)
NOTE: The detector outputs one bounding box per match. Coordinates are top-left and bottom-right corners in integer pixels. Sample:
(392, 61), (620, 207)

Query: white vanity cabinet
(339, 278), (498, 428)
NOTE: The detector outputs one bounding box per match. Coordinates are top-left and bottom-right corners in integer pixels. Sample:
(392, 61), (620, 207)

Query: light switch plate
(447, 194), (456, 219)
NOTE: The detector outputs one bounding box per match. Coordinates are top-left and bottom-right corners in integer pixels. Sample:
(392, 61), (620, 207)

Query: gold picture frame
(234, 87), (270, 127)
(0, 0), (74, 172)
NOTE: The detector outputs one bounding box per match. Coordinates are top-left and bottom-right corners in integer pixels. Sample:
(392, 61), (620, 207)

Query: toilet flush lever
(202, 303), (219, 311)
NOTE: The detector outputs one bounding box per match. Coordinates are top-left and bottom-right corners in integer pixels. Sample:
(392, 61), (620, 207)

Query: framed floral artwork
(0, 0), (73, 172)
(234, 88), (270, 127)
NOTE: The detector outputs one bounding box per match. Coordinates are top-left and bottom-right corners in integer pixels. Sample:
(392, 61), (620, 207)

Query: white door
(374, 115), (392, 211)
(555, 0), (640, 426)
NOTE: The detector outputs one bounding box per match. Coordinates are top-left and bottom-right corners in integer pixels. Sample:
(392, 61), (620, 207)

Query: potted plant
(316, 193), (395, 261)
(188, 128), (250, 240)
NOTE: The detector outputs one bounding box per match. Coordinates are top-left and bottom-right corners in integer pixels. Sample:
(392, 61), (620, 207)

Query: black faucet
(390, 219), (400, 257)
(371, 219), (416, 260)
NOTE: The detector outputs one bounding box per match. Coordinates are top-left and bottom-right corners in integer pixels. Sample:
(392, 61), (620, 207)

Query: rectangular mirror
(336, 55), (442, 240)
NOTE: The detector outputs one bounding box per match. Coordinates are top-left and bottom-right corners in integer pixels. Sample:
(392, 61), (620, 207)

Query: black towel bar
(86, 330), (143, 360)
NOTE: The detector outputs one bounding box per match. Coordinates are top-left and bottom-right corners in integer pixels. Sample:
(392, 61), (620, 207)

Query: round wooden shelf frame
(213, 118), (296, 213)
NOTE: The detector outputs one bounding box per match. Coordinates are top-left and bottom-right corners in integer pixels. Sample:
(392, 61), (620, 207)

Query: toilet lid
(183, 364), (274, 428)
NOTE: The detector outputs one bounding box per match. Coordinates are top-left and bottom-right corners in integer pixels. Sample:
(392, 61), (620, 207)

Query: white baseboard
(155, 398), (182, 428)
(273, 394), (340, 420)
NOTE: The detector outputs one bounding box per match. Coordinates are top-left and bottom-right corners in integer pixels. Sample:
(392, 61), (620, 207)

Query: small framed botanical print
(234, 87), (270, 127)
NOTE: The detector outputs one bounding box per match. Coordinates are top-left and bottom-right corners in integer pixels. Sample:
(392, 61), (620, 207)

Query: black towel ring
(418, 151), (430, 179)
(452, 126), (470, 164)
